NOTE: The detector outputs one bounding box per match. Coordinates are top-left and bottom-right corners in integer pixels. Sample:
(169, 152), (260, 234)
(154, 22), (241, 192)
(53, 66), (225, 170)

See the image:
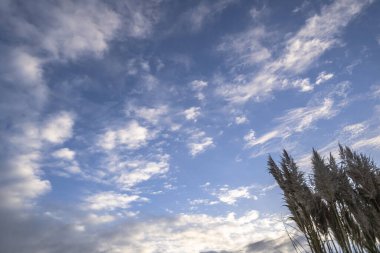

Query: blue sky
(1, 0), (380, 252)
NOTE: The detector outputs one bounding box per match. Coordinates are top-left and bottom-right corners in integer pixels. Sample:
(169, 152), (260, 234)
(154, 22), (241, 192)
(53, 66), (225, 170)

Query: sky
(0, 0), (380, 252)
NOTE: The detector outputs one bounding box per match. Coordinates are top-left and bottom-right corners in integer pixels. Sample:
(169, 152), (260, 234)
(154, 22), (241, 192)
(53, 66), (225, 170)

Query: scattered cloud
(183, 107), (201, 121)
(0, 110), (76, 208)
(316, 71), (334, 85)
(126, 104), (168, 125)
(189, 198), (219, 206)
(52, 148), (75, 161)
(51, 147), (81, 176)
(343, 123), (367, 136)
(84, 191), (144, 211)
(2, 0), (120, 61)
(0, 1), (378, 252)
(190, 80), (208, 100)
(244, 129), (280, 148)
(187, 130), (214, 156)
(235, 115), (248, 125)
(218, 0), (372, 103)
(352, 135), (380, 149)
(191, 80), (208, 90)
(370, 84), (380, 98)
(41, 111), (75, 144)
(292, 78), (314, 92)
(181, 0), (236, 32)
(215, 186), (257, 205)
(218, 26), (271, 67)
(0, 123), (50, 209)
(243, 83), (350, 157)
(115, 154), (170, 189)
(276, 0), (371, 73)
(86, 213), (116, 225)
(98, 120), (152, 150)
(41, 1), (120, 60)
(117, 0), (163, 39)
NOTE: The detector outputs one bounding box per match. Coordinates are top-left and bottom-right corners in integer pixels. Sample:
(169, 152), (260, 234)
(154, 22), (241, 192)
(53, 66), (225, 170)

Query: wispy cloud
(190, 80), (208, 100)
(180, 0), (237, 32)
(215, 185), (257, 205)
(218, 0), (372, 103)
(218, 26), (271, 67)
(115, 154), (170, 189)
(244, 83), (350, 155)
(52, 148), (75, 161)
(84, 191), (145, 211)
(98, 120), (153, 150)
(183, 107), (201, 121)
(235, 115), (248, 125)
(2, 0), (120, 61)
(187, 130), (214, 156)
(126, 105), (168, 125)
(316, 71), (334, 85)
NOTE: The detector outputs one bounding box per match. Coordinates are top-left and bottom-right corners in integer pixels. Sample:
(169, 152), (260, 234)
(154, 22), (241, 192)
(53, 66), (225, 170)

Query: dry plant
(268, 145), (380, 253)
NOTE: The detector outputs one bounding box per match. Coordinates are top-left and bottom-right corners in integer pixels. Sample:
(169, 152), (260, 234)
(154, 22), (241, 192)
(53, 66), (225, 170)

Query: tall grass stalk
(268, 145), (380, 253)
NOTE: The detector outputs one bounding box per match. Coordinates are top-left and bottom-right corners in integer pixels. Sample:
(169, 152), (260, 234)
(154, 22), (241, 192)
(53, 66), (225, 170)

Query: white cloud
(0, 123), (51, 209)
(215, 186), (257, 205)
(52, 148), (75, 160)
(120, 0), (163, 39)
(190, 80), (208, 90)
(182, 0), (236, 32)
(190, 80), (208, 100)
(183, 107), (201, 121)
(98, 120), (151, 150)
(370, 84), (380, 98)
(189, 198), (219, 206)
(218, 0), (372, 103)
(41, 111), (75, 144)
(86, 213), (116, 225)
(278, 98), (336, 133)
(64, 165), (81, 174)
(352, 135), (380, 149)
(116, 154), (170, 189)
(84, 191), (143, 211)
(126, 105), (168, 125)
(218, 26), (271, 66)
(3, 1), (120, 61)
(187, 130), (214, 156)
(245, 130), (280, 148)
(343, 123), (367, 136)
(295, 109), (380, 170)
(244, 83), (350, 153)
(4, 49), (48, 109)
(41, 1), (120, 60)
(292, 78), (313, 92)
(51, 148), (81, 176)
(101, 211), (291, 253)
(12, 50), (44, 84)
(278, 0), (371, 73)
(0, 111), (77, 208)
(235, 115), (248, 125)
(316, 71), (334, 85)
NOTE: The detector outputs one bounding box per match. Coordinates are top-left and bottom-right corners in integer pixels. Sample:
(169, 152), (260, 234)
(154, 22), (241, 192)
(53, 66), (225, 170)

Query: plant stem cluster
(268, 145), (380, 253)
